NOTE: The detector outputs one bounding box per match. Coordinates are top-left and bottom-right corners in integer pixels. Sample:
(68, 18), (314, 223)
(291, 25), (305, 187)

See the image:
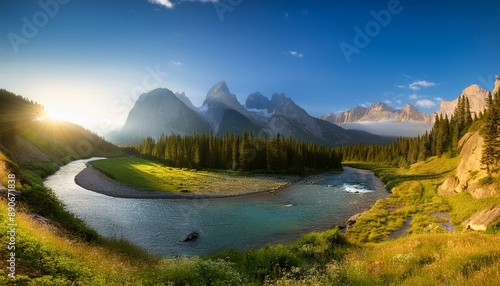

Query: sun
(46, 108), (68, 122)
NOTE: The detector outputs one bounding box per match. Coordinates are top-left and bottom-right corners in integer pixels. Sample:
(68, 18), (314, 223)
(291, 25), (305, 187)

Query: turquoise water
(45, 158), (388, 256)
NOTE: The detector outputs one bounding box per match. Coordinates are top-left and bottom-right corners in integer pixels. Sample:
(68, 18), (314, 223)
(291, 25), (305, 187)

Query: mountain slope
(115, 88), (211, 143)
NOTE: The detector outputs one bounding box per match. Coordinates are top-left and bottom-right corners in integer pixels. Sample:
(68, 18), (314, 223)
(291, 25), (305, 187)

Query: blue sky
(1, 0), (499, 134)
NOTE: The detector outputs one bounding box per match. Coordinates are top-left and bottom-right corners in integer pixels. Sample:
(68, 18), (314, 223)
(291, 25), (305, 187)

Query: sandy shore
(75, 165), (298, 199)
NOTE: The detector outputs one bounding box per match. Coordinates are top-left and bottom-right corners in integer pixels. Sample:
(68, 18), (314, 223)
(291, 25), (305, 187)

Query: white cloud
(148, 0), (174, 9)
(289, 51), (304, 58)
(384, 99), (392, 105)
(170, 60), (182, 66)
(416, 99), (436, 108)
(434, 97), (444, 101)
(408, 94), (420, 100)
(395, 84), (406, 89)
(409, 80), (437, 91)
(148, 0), (218, 9)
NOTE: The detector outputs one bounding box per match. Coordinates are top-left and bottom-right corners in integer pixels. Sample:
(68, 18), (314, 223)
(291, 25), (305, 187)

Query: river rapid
(44, 158), (388, 256)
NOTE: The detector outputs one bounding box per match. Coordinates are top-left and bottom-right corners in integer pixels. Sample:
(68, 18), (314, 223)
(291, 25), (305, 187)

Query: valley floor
(75, 157), (299, 198)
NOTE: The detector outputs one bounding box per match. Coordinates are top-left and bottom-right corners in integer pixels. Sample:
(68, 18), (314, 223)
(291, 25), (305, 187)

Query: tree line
(136, 131), (342, 174)
(337, 95), (478, 167)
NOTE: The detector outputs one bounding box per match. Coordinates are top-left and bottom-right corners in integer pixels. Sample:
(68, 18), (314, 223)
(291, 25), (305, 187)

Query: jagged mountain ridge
(321, 102), (432, 125)
(111, 81), (389, 146)
(435, 84), (490, 118)
(322, 83), (493, 126)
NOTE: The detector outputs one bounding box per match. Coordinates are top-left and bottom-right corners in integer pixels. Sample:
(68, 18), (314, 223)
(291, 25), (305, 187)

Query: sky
(1, 0), (499, 135)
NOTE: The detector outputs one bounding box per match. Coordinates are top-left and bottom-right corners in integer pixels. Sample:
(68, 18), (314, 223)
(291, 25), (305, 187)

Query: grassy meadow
(2, 152), (500, 284)
(89, 157), (295, 195)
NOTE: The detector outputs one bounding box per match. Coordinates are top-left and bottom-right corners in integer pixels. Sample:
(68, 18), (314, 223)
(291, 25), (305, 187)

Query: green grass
(90, 157), (293, 195)
(3, 153), (500, 285)
(343, 156), (458, 243)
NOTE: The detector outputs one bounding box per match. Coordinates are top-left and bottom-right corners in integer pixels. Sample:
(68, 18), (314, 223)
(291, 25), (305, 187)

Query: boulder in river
(182, 232), (200, 242)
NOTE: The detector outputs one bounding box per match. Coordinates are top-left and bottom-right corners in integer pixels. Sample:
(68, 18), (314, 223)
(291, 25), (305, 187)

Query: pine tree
(481, 92), (500, 176)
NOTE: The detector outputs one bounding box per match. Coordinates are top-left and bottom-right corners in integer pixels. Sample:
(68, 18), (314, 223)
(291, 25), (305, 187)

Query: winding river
(44, 158), (388, 256)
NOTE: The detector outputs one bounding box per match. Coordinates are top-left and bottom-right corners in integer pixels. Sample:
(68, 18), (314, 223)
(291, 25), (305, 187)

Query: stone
(182, 232), (199, 242)
(463, 205), (500, 231)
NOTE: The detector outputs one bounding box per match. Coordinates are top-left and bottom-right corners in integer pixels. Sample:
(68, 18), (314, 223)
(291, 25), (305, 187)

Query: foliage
(481, 90), (500, 176)
(344, 156), (458, 243)
(136, 132), (342, 174)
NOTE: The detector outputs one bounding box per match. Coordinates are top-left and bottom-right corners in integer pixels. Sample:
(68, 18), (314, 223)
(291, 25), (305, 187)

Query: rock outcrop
(438, 130), (497, 199)
(462, 205), (500, 231)
(345, 213), (362, 228)
(435, 84), (489, 119)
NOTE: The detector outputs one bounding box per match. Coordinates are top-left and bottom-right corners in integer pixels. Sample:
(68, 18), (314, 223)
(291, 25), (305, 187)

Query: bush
(487, 220), (500, 234)
(479, 176), (494, 186)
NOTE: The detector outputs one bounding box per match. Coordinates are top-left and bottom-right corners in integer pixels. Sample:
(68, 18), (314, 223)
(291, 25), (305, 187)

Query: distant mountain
(245, 92), (270, 110)
(435, 84), (489, 118)
(113, 88), (211, 143)
(322, 102), (432, 125)
(199, 81), (263, 135)
(319, 82), (498, 137)
(108, 81), (390, 146)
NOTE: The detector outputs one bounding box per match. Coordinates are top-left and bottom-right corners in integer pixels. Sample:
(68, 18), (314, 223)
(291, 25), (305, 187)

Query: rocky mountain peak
(369, 102), (394, 112)
(245, 92), (270, 109)
(436, 84), (489, 118)
(175, 91), (196, 110)
(269, 93), (289, 111)
(203, 80), (237, 105)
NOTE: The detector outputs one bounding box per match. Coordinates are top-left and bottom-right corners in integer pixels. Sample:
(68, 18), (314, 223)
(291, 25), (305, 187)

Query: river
(44, 158), (388, 256)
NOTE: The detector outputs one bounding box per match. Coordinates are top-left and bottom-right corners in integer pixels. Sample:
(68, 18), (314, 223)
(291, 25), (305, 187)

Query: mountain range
(108, 81), (390, 146)
(319, 83), (492, 137)
(108, 80), (495, 144)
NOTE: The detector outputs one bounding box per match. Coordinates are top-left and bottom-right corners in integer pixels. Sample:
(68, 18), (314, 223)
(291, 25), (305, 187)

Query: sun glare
(46, 108), (68, 121)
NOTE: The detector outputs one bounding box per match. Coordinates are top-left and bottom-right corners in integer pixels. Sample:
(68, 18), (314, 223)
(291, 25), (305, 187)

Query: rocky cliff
(435, 84), (489, 119)
(438, 130), (497, 199)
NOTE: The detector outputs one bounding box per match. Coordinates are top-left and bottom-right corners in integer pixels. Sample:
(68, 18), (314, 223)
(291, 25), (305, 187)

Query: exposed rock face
(322, 102), (432, 124)
(438, 130), (498, 199)
(436, 84), (489, 119)
(462, 205), (500, 231)
(245, 92), (270, 110)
